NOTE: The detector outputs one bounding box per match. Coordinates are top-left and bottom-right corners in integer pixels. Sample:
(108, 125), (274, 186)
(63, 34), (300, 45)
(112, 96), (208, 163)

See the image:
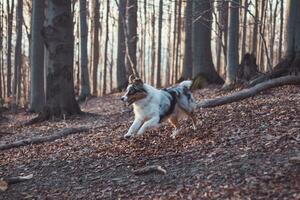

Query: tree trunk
(224, 0), (240, 87)
(150, 11), (155, 86)
(12, 0), (23, 111)
(102, 0), (110, 95)
(30, 0), (45, 112)
(270, 0), (279, 66)
(182, 0), (193, 80)
(241, 0), (248, 59)
(6, 0), (14, 98)
(78, 0), (90, 101)
(174, 0), (182, 82)
(0, 1), (3, 99)
(278, 0), (284, 60)
(156, 0), (162, 87)
(92, 0), (100, 96)
(126, 0), (138, 76)
(171, 0), (177, 84)
(251, 0), (259, 55)
(192, 0), (224, 84)
(41, 0), (80, 118)
(116, 0), (127, 91)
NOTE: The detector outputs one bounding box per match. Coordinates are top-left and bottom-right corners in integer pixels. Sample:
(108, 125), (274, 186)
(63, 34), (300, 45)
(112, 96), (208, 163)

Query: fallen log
(199, 75), (300, 108)
(0, 127), (89, 151)
(133, 165), (167, 175)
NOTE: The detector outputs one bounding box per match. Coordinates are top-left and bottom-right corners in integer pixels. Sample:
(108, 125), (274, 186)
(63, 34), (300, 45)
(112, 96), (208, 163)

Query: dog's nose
(121, 96), (127, 101)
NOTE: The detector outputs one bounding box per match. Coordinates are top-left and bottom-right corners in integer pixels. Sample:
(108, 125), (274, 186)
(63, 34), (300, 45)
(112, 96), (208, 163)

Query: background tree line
(0, 0), (298, 119)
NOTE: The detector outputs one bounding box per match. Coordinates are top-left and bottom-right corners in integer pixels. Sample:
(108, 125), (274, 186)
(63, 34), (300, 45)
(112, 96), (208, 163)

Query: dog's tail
(179, 80), (193, 90)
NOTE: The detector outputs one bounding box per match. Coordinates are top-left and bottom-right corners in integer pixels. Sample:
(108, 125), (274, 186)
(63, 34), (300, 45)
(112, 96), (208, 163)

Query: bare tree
(182, 0), (193, 80)
(116, 0), (127, 91)
(78, 0), (90, 101)
(251, 0), (259, 55)
(126, 0), (138, 76)
(192, 0), (224, 85)
(278, 0), (284, 60)
(174, 0), (182, 82)
(30, 0), (45, 112)
(40, 0), (80, 119)
(102, 0), (110, 95)
(92, 0), (100, 96)
(156, 0), (163, 87)
(6, 0), (15, 98)
(241, 0), (248, 58)
(224, 0), (240, 88)
(12, 0), (23, 111)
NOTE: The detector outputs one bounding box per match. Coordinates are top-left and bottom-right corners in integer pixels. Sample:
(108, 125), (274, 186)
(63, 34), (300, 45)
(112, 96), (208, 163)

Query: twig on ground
(133, 165), (167, 175)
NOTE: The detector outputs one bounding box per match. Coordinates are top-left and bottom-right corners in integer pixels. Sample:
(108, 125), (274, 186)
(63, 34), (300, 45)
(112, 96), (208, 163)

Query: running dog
(121, 75), (197, 139)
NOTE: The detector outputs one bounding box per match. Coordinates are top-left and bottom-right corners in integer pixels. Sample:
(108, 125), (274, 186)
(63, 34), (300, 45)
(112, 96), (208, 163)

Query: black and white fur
(121, 76), (197, 139)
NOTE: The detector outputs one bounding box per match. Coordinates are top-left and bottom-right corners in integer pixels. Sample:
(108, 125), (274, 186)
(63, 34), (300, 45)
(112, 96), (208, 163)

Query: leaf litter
(0, 85), (299, 199)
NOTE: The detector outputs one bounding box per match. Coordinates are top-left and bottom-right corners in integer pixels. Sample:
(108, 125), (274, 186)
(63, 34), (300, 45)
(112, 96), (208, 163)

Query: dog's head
(121, 75), (147, 105)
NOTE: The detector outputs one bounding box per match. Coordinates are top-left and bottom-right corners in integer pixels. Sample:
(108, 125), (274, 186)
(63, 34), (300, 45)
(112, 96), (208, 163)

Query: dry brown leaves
(0, 85), (299, 199)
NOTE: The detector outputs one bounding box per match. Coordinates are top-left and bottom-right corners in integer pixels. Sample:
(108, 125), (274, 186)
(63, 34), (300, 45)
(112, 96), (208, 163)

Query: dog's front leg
(124, 119), (143, 139)
(137, 117), (160, 135)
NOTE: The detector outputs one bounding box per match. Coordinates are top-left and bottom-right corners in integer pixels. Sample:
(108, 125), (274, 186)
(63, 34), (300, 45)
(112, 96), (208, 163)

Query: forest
(0, 0), (299, 199)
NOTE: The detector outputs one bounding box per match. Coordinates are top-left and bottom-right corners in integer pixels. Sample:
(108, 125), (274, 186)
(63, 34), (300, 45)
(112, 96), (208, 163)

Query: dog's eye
(128, 88), (136, 95)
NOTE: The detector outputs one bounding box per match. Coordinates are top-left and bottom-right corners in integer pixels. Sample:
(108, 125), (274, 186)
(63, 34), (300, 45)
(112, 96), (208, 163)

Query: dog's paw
(170, 130), (178, 139)
(192, 124), (197, 131)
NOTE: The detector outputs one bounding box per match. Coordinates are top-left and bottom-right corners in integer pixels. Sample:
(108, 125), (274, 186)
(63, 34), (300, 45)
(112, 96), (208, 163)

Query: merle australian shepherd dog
(121, 75), (197, 139)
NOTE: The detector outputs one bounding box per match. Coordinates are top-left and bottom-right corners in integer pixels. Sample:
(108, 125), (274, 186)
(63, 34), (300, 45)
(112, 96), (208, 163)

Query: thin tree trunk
(174, 0), (182, 82)
(241, 0), (248, 59)
(78, 0), (90, 101)
(270, 0), (279, 66)
(116, 0), (127, 91)
(224, 0), (240, 87)
(182, 0), (193, 80)
(165, 4), (172, 86)
(92, 0), (100, 96)
(127, 0), (138, 76)
(171, 0), (177, 84)
(30, 0), (45, 112)
(278, 0), (284, 61)
(6, 0), (14, 98)
(252, 0), (259, 55)
(12, 0), (23, 112)
(102, 0), (110, 95)
(150, 11), (155, 86)
(156, 0), (162, 87)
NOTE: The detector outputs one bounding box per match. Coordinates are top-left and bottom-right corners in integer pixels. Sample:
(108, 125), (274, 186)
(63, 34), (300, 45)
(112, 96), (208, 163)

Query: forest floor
(0, 85), (300, 199)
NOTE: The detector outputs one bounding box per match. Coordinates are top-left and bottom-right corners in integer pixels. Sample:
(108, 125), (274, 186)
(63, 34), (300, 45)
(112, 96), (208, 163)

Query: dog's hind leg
(168, 115), (181, 139)
(189, 112), (197, 130)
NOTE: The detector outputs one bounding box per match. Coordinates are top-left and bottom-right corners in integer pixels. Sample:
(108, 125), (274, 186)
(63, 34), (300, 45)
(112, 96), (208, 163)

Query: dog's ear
(128, 75), (135, 84)
(133, 78), (143, 86)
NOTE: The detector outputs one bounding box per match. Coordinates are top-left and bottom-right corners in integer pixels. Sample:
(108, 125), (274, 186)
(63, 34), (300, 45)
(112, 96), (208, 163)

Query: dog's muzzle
(120, 96), (128, 102)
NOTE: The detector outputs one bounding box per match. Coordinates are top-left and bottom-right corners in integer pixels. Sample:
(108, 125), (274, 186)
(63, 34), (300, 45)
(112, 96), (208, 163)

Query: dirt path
(1, 86), (300, 199)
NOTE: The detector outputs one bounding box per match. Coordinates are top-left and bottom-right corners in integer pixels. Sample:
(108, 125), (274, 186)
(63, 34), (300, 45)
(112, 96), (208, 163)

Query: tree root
(199, 75), (300, 108)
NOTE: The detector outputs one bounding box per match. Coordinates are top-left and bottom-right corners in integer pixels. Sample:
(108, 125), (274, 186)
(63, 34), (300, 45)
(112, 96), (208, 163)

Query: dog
(121, 75), (197, 139)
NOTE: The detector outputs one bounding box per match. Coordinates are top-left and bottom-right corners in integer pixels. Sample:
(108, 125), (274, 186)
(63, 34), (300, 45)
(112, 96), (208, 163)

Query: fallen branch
(0, 127), (89, 151)
(199, 75), (300, 108)
(133, 165), (167, 175)
(0, 174), (33, 191)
